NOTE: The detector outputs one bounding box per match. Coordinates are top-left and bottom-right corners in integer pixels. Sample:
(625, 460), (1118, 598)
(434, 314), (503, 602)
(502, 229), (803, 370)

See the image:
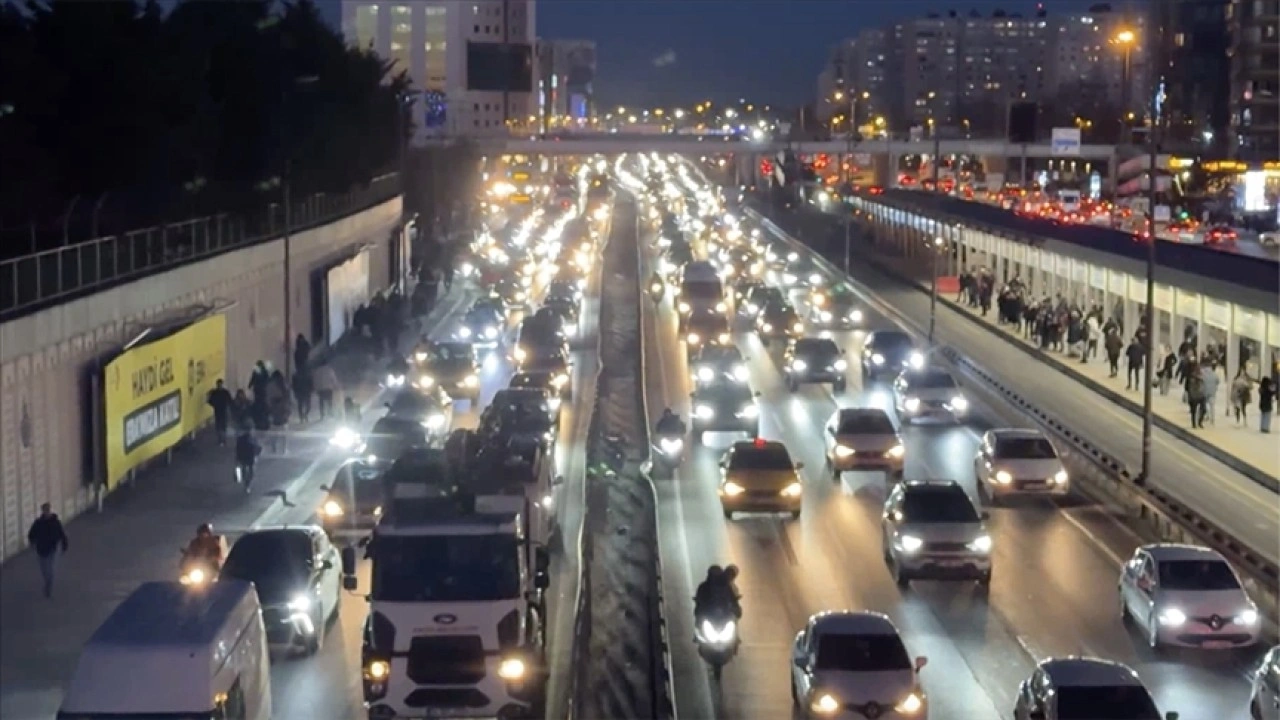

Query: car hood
(899, 521), (985, 543)
(725, 469), (797, 490)
(835, 432), (899, 452)
(1158, 588), (1254, 619)
(810, 669), (917, 708)
(426, 362), (472, 379)
(993, 458), (1063, 478)
(903, 386), (960, 402)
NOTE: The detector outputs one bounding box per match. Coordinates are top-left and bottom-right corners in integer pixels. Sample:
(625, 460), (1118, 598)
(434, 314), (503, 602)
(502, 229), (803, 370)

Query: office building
(537, 39), (597, 126)
(1227, 0), (1279, 159)
(1142, 0), (1229, 150)
(816, 40), (855, 127)
(342, 0), (537, 137)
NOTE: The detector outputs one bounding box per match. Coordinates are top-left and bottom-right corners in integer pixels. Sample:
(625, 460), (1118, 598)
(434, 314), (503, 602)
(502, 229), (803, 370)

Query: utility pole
(1139, 83), (1160, 485)
(928, 235), (941, 342)
(843, 92), (857, 274)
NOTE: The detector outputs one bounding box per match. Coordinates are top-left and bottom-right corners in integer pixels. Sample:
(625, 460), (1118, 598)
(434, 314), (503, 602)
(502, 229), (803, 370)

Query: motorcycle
(179, 548), (221, 587)
(648, 281), (665, 304)
(693, 606), (740, 681)
(652, 433), (685, 478)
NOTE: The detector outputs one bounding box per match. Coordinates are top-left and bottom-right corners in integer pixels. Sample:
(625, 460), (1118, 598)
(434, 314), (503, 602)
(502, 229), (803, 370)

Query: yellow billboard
(103, 315), (226, 488)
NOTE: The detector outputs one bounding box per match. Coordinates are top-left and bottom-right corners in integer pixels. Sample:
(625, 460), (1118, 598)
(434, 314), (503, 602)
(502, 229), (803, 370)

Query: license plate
(357, 470), (379, 479)
(423, 708), (474, 718)
(1203, 640), (1233, 649)
(938, 560), (967, 568)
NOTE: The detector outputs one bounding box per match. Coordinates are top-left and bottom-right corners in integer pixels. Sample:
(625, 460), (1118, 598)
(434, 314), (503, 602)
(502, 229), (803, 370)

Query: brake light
(753, 437), (766, 447)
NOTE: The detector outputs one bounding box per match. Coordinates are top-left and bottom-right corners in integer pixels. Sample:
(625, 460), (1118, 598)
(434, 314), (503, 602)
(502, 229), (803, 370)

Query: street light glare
(1114, 29), (1136, 44)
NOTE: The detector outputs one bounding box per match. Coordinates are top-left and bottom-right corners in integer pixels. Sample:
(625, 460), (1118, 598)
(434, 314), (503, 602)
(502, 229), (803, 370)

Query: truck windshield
(373, 534), (521, 601)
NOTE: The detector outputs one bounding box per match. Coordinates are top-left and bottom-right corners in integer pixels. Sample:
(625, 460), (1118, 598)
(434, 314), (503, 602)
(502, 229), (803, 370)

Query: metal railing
(0, 174), (400, 321)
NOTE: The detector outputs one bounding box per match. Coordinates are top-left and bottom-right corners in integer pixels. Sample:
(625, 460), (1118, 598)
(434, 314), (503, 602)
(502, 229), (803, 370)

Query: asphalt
(0, 274), (600, 720)
(639, 223), (1263, 719)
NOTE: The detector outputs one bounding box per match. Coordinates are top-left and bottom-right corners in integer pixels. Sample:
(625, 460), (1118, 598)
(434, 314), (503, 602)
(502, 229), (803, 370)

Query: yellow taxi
(717, 438), (805, 520)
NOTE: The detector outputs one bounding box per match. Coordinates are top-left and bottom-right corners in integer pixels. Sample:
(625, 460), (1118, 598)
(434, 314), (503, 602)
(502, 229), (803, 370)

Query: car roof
(243, 525), (324, 540)
(903, 367), (954, 379)
(731, 439), (788, 453)
(810, 610), (900, 636)
(989, 428), (1046, 441)
(1142, 543), (1225, 563)
(494, 387), (547, 401)
(1039, 657), (1144, 687)
(867, 330), (912, 343)
(795, 337), (839, 349)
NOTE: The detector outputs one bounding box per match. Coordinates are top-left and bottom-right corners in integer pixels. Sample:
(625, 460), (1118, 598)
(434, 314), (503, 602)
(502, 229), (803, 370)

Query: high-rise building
(957, 11), (1053, 136)
(850, 28), (896, 131)
(537, 39), (597, 125)
(1227, 0), (1279, 159)
(1146, 0), (1230, 150)
(341, 0), (537, 137)
(816, 40), (856, 127)
(898, 15), (963, 129)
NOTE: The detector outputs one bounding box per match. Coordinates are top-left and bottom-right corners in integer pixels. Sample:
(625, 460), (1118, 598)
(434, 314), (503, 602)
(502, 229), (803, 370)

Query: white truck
(342, 446), (551, 720)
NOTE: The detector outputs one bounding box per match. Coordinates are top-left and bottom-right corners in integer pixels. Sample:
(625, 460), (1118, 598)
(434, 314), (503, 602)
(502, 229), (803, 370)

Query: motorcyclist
(648, 272), (665, 298)
(694, 564), (742, 620)
(185, 523), (225, 570)
(655, 408), (686, 437)
(234, 429), (260, 487)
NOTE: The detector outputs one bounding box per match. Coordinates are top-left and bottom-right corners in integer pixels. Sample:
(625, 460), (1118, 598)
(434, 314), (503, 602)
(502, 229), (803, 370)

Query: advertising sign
(1051, 127), (1081, 156)
(103, 315), (226, 488)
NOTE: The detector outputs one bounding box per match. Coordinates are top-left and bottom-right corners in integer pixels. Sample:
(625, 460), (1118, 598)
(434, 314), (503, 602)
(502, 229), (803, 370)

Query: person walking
(291, 369), (314, 424)
(1124, 336), (1145, 390)
(1200, 362), (1220, 427)
(1157, 347), (1177, 396)
(1084, 313), (1100, 361)
(1231, 370), (1254, 425)
(1258, 376), (1275, 434)
(206, 379), (233, 445)
(293, 334), (312, 378)
(248, 361), (271, 405)
(1104, 328), (1123, 378)
(1185, 362), (1207, 428)
(266, 370), (291, 453)
(27, 503), (68, 599)
(312, 363), (340, 419)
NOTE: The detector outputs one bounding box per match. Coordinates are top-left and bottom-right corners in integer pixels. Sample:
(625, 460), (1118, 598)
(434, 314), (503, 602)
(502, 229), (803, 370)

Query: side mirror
(552, 475), (566, 487)
(914, 655), (928, 672)
(534, 571), (550, 590)
(980, 511), (990, 521)
(341, 546), (357, 575)
(535, 547), (550, 573)
(322, 559), (334, 571)
(794, 462), (805, 470)
(343, 575), (358, 591)
(319, 484), (331, 492)
(825, 426), (835, 436)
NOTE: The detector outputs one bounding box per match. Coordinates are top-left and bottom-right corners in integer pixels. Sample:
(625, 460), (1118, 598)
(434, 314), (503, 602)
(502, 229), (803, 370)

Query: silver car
(973, 429), (1068, 502)
(824, 407), (905, 478)
(892, 368), (969, 424)
(881, 480), (992, 587)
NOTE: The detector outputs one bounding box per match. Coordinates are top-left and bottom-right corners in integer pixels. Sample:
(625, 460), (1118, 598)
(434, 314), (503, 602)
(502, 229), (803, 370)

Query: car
(717, 438), (804, 519)
(684, 309), (732, 357)
(732, 279), (764, 309)
(515, 311), (570, 366)
(509, 370), (565, 417)
(825, 407), (904, 478)
(546, 279), (583, 303)
(780, 254), (823, 289)
(790, 611), (928, 720)
(542, 295), (580, 335)
(861, 330), (924, 382)
(384, 385), (454, 439)
(219, 527), (342, 656)
(1260, 230), (1280, 247)
(742, 285), (785, 318)
(471, 295), (506, 317)
(809, 286), (864, 329)
(690, 344), (749, 386)
(881, 480), (992, 587)
(1014, 657), (1177, 720)
(1250, 646), (1280, 720)
(415, 342), (481, 404)
(1118, 543), (1261, 650)
(783, 337), (848, 392)
(973, 429), (1068, 502)
(892, 368), (968, 423)
(457, 306), (505, 348)
(319, 456), (388, 535)
(493, 277), (529, 308)
(690, 381), (760, 442)
(479, 388), (558, 445)
(756, 301), (803, 346)
(519, 348), (572, 400)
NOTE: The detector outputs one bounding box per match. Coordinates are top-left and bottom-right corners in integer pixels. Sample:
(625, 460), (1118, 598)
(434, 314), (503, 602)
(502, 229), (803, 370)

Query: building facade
(341, 0), (537, 137)
(537, 39), (597, 126)
(1227, 0), (1280, 159)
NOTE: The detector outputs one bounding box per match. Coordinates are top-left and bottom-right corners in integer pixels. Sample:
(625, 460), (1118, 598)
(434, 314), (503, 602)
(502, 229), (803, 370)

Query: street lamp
(928, 235), (944, 342)
(1112, 29), (1136, 139)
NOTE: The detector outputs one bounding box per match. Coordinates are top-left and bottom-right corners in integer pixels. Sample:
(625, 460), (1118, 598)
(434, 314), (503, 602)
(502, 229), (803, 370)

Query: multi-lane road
(637, 208), (1263, 719)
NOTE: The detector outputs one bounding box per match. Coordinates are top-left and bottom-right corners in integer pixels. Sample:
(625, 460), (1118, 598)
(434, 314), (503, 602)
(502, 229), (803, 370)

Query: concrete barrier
(0, 197), (402, 561)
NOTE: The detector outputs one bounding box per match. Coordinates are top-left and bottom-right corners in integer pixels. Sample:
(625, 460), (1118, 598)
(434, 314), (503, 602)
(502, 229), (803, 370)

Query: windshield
(814, 633), (911, 671)
(387, 391), (442, 417)
(221, 532), (309, 587)
(372, 534), (520, 602)
(681, 283), (723, 300)
(1055, 686), (1161, 719)
(510, 373), (553, 389)
(996, 436), (1057, 459)
(838, 411), (895, 434)
(1158, 559), (1240, 590)
(907, 371), (957, 389)
(729, 446), (794, 471)
(697, 347), (742, 364)
(753, 289), (783, 305)
(871, 334), (913, 353)
(466, 309), (499, 324)
(430, 344), (474, 364)
(902, 489), (980, 523)
(796, 341), (840, 359)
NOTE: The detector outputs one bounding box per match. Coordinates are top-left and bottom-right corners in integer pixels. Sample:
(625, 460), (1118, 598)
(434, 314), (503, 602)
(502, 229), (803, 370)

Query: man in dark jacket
(1125, 337), (1146, 391)
(27, 503), (68, 599)
(206, 379), (233, 445)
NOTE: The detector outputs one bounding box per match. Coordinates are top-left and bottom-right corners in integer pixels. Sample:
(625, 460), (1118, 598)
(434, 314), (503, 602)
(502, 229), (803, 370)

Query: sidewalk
(0, 286), (468, 720)
(827, 210), (1280, 483)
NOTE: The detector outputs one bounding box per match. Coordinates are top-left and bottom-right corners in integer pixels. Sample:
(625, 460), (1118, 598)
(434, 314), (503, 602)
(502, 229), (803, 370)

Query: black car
(220, 527), (341, 655)
(541, 296), (580, 337)
(691, 344), (749, 386)
(459, 306), (505, 348)
(809, 286), (864, 329)
(384, 386), (454, 441)
(515, 312), (569, 368)
(732, 279), (763, 308)
(783, 337), (848, 392)
(416, 341), (481, 403)
(756, 301), (803, 346)
(546, 280), (582, 304)
(684, 310), (732, 358)
(479, 388), (557, 445)
(690, 382), (760, 442)
(742, 285), (784, 318)
(861, 330), (925, 382)
(319, 457), (388, 535)
(519, 349), (572, 399)
(509, 370), (565, 418)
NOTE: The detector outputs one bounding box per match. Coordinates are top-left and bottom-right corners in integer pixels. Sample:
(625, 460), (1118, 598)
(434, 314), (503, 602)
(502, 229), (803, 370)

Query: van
(59, 580), (271, 720)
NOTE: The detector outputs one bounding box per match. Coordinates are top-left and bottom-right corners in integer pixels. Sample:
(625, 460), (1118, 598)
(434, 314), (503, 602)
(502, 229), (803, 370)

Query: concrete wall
(0, 197), (402, 560)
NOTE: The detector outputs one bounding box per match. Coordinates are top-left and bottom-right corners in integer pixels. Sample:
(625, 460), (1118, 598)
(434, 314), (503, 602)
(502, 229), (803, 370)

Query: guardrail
(747, 206), (1280, 629)
(0, 173), (401, 321)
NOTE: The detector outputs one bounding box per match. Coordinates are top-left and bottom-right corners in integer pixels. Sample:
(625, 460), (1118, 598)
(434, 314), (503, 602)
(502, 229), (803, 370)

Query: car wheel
(304, 608), (324, 656)
(1147, 613), (1163, 651)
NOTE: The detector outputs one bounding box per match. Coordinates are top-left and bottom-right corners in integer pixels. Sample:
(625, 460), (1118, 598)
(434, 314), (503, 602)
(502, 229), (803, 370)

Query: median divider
(746, 205), (1280, 631)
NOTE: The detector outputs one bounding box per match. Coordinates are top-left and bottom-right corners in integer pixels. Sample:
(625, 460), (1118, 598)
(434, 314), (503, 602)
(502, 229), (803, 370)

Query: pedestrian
(293, 334), (312, 377)
(248, 361), (271, 405)
(267, 370), (291, 452)
(1200, 363), (1220, 427)
(1084, 313), (1100, 360)
(231, 389), (252, 430)
(1157, 347), (1177, 396)
(1124, 336), (1144, 389)
(291, 369), (314, 424)
(205, 379), (233, 445)
(27, 503), (68, 599)
(1185, 361), (1206, 428)
(313, 362), (340, 419)
(1231, 370), (1253, 425)
(1258, 377), (1274, 434)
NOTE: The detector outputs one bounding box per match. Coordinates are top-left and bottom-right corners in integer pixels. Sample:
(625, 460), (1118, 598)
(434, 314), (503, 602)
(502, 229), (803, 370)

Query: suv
(1014, 657), (1176, 720)
(881, 480), (992, 587)
(718, 438), (803, 519)
(861, 330), (924, 382)
(893, 368), (968, 424)
(824, 407), (904, 478)
(690, 382), (760, 443)
(783, 337), (847, 392)
(691, 344), (749, 386)
(756, 300), (803, 346)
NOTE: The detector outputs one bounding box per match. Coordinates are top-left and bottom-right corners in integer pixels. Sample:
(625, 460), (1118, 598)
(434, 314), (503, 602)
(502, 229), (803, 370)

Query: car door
(974, 434), (993, 483)
(1120, 551), (1144, 616)
(1133, 554), (1158, 620)
(1259, 647), (1280, 720)
(792, 625), (815, 697)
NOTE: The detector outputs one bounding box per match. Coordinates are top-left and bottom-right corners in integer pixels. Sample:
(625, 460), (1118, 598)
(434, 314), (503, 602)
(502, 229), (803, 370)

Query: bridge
(420, 134), (1120, 160)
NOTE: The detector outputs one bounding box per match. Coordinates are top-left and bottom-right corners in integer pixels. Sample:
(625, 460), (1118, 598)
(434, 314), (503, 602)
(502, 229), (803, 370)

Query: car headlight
(414, 351), (428, 362)
(181, 567), (206, 585)
(732, 364), (749, 381)
(761, 322), (773, 333)
(721, 481), (745, 496)
(781, 482), (803, 497)
(463, 374), (479, 388)
(329, 427), (362, 450)
(904, 397), (921, 412)
(695, 366), (715, 382)
(994, 470), (1013, 485)
(782, 273), (798, 285)
(1157, 607), (1187, 626)
(886, 444), (905, 458)
(834, 445), (855, 458)
(514, 290), (526, 301)
(819, 310), (833, 322)
(514, 347), (527, 362)
(484, 325), (498, 338)
(898, 535), (924, 552)
(746, 303), (758, 314)
(896, 692), (925, 715)
(950, 395), (969, 411)
(871, 353), (885, 365)
(810, 693), (840, 715)
(385, 374), (405, 387)
(695, 404), (715, 420)
(686, 333), (701, 345)
(365, 659), (390, 681)
(416, 375), (434, 389)
(967, 534), (993, 553)
(550, 373), (569, 388)
(498, 657), (526, 680)
(718, 333), (730, 344)
(850, 310), (864, 323)
(908, 351), (925, 368)
(715, 302), (727, 312)
(678, 301), (691, 313)
(808, 272), (822, 285)
(287, 594), (312, 612)
(791, 359), (808, 371)
(739, 404), (759, 418)
(1052, 469), (1069, 484)
(833, 359), (847, 371)
(539, 493), (554, 510)
(458, 326), (473, 338)
(792, 322), (804, 333)
(321, 498), (344, 517)
(424, 413), (447, 430)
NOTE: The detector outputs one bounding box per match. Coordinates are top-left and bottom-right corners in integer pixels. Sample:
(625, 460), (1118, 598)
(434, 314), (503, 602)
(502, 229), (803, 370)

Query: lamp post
(1139, 68), (1159, 486)
(833, 90), (860, 274)
(1113, 29), (1136, 141)
(928, 235), (943, 342)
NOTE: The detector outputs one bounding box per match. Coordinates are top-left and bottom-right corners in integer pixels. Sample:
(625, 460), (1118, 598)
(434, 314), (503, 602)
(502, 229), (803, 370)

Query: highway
(637, 213), (1262, 719)
(770, 204), (1280, 567)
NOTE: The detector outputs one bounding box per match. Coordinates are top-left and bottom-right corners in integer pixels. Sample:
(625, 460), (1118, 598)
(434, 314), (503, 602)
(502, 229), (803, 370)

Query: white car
(1251, 645), (1280, 720)
(1260, 230), (1280, 247)
(1119, 544), (1261, 650)
(1014, 657), (1177, 720)
(791, 611), (928, 719)
(973, 429), (1069, 502)
(881, 480), (992, 587)
(892, 368), (968, 424)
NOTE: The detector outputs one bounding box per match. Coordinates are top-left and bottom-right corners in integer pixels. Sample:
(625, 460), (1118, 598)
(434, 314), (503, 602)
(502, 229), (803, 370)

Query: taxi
(718, 438), (805, 520)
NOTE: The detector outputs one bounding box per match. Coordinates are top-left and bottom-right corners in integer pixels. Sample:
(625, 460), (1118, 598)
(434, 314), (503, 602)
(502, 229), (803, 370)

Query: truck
(675, 259), (727, 330)
(342, 443), (553, 720)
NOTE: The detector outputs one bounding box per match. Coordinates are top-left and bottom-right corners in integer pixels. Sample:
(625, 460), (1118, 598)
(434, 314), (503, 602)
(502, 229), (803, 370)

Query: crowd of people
(959, 268), (1276, 436)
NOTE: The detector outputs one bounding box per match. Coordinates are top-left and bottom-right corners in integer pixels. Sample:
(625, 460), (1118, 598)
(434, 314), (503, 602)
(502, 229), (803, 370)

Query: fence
(0, 174), (401, 322)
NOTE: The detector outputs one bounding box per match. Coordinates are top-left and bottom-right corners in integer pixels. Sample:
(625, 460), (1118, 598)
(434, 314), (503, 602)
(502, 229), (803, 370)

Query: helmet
(723, 564), (739, 582)
(706, 565), (724, 580)
(197, 523), (213, 536)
